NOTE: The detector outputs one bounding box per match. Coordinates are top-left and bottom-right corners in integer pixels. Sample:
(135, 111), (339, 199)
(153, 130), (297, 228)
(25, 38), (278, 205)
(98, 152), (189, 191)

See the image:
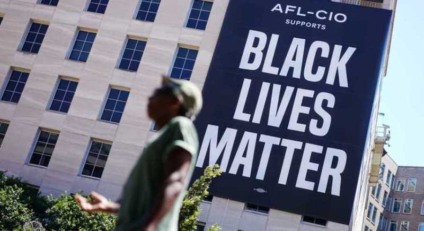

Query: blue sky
(380, 0), (424, 166)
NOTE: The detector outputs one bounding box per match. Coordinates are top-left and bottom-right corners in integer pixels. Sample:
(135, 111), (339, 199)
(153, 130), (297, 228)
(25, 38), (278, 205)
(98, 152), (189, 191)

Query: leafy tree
(45, 193), (116, 231)
(0, 184), (33, 230)
(179, 165), (222, 231)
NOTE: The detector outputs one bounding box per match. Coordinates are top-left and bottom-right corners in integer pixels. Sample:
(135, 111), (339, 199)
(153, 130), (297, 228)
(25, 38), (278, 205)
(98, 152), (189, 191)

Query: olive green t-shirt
(115, 116), (199, 231)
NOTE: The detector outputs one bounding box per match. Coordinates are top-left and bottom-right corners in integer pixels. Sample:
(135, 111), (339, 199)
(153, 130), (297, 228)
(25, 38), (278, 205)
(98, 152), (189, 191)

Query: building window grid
(81, 140), (111, 179)
(403, 199), (413, 214)
(395, 178), (406, 191)
(302, 215), (327, 226)
(392, 199), (402, 213)
(389, 220), (397, 231)
(170, 47), (198, 80)
(186, 0), (213, 30)
(28, 130), (59, 167)
(383, 191), (388, 208)
(0, 122), (9, 147)
(379, 163), (385, 180)
(400, 221), (409, 231)
(245, 203), (269, 214)
(21, 22), (49, 54)
(100, 88), (130, 124)
(69, 30), (96, 62)
(0, 17), (3, 25)
(119, 38), (146, 72)
(50, 79), (78, 113)
(39, 0), (59, 6)
(421, 201), (424, 215)
(136, 0), (161, 22)
(87, 0), (109, 14)
(1, 70), (29, 103)
(406, 178), (417, 192)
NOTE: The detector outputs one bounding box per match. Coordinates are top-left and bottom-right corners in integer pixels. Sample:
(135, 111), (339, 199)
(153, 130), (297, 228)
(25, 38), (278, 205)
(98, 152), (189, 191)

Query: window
(186, 0), (213, 30)
(0, 121), (9, 147)
(403, 199), (413, 214)
(364, 225), (370, 231)
(386, 196), (392, 211)
(69, 30), (96, 62)
(419, 223), (424, 231)
(386, 170), (393, 186)
(119, 38), (146, 72)
(367, 203), (373, 219)
(101, 88), (129, 123)
(367, 203), (378, 224)
(392, 199), (402, 213)
(389, 221), (397, 231)
(302, 216), (327, 226)
(372, 206), (378, 224)
(383, 191), (388, 207)
(136, 0), (161, 22)
(400, 221), (409, 231)
(81, 140), (111, 178)
(202, 194), (213, 202)
(1, 69), (29, 103)
(406, 178), (416, 192)
(87, 0), (109, 14)
(245, 203), (269, 214)
(39, 0), (59, 6)
(28, 130), (59, 167)
(170, 47), (198, 80)
(379, 163), (385, 180)
(421, 201), (424, 215)
(0, 16), (3, 25)
(379, 214), (387, 231)
(196, 222), (205, 231)
(371, 186), (376, 197)
(395, 178), (406, 191)
(375, 183), (382, 200)
(21, 22), (48, 54)
(49, 78), (78, 113)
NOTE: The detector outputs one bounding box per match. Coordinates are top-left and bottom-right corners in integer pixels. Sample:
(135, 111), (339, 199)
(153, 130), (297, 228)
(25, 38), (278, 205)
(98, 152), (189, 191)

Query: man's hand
(75, 191), (120, 214)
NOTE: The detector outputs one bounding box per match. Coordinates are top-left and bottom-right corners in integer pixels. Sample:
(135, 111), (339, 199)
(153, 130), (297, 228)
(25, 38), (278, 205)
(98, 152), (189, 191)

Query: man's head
(147, 76), (203, 123)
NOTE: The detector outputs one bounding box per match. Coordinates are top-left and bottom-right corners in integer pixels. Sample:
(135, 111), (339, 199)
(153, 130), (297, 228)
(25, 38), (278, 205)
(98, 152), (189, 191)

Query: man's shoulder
(168, 116), (195, 129)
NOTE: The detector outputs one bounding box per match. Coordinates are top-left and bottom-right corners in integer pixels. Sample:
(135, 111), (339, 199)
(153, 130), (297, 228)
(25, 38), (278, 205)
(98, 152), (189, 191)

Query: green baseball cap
(161, 75), (203, 119)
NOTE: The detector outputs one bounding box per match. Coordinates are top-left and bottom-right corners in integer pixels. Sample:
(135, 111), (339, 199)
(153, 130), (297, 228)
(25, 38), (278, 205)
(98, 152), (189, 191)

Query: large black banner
(193, 0), (392, 224)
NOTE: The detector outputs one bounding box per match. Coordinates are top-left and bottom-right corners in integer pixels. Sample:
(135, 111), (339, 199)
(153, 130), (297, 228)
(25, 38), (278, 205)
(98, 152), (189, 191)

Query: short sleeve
(162, 117), (199, 163)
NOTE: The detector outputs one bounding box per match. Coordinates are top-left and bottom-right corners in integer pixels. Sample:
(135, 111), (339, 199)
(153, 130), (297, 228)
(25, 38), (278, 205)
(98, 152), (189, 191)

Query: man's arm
(145, 147), (192, 231)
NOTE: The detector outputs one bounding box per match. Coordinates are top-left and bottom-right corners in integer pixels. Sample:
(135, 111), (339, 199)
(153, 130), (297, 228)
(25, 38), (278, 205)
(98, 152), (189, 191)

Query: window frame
(118, 37), (147, 72)
(99, 86), (130, 124)
(169, 45), (199, 80)
(0, 120), (10, 148)
(244, 203), (270, 214)
(403, 199), (413, 214)
(38, 0), (59, 6)
(301, 215), (327, 227)
(395, 178), (406, 192)
(20, 20), (49, 54)
(48, 76), (79, 113)
(389, 220), (397, 231)
(68, 28), (97, 62)
(185, 0), (213, 30)
(86, 0), (109, 14)
(134, 0), (161, 22)
(400, 221), (409, 231)
(406, 178), (417, 192)
(27, 129), (60, 168)
(0, 68), (30, 104)
(80, 139), (112, 179)
(392, 199), (402, 213)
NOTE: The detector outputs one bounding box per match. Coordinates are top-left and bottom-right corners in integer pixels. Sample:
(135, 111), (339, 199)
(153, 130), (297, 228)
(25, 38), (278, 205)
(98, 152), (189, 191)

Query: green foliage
(207, 224), (221, 231)
(0, 184), (33, 230)
(179, 165), (222, 231)
(45, 193), (116, 231)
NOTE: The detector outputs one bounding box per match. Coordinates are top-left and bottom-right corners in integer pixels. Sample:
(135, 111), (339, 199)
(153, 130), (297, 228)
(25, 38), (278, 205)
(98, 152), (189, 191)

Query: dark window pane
(118, 91), (129, 101)
(92, 167), (104, 178)
(111, 112), (122, 123)
(101, 110), (112, 121)
(82, 164), (94, 176)
(30, 154), (42, 165)
(100, 144), (111, 155)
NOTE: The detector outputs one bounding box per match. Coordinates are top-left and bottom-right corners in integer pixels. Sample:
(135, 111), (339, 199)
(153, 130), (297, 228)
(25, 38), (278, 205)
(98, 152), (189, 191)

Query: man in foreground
(75, 76), (203, 231)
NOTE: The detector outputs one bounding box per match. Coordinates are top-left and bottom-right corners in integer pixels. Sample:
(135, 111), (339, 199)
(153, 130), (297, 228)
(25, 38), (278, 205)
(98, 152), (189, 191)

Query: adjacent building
(363, 154), (398, 231)
(382, 167), (424, 231)
(0, 0), (397, 230)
